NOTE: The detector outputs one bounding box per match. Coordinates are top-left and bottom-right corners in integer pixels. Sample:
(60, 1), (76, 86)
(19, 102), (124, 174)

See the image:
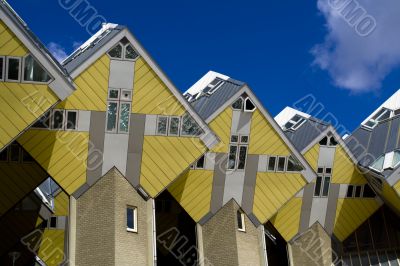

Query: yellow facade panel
(303, 143), (320, 171)
(383, 182), (400, 213)
(140, 136), (206, 197)
(269, 197), (302, 241)
(333, 199), (380, 241)
(37, 230), (65, 266)
(253, 172), (306, 223)
(18, 130), (89, 194)
(209, 107), (232, 153)
(169, 170), (214, 222)
(332, 145), (366, 184)
(0, 21), (28, 56)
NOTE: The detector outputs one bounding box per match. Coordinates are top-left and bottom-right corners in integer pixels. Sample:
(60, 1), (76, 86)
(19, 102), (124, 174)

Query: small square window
(120, 90), (132, 101)
(237, 211), (246, 232)
(314, 176), (322, 197)
(127, 206), (137, 232)
(7, 57), (21, 82)
(49, 217), (57, 229)
(317, 168), (324, 174)
(325, 168), (332, 174)
(240, 135), (249, 144)
(0, 56), (4, 81)
(66, 111), (78, 130)
(231, 135), (239, 143)
(277, 157), (286, 172)
(157, 116), (168, 135)
(267, 156), (276, 171)
(108, 89), (120, 100)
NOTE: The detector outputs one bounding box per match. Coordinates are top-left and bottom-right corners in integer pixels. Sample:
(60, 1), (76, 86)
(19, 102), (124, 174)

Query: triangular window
(23, 55), (52, 83)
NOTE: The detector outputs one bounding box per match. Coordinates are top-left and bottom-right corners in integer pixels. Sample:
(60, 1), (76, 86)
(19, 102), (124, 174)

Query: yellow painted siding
(253, 172), (306, 223)
(0, 20), (28, 56)
(0, 162), (48, 215)
(168, 170), (213, 222)
(54, 191), (69, 216)
(132, 58), (185, 116)
(37, 230), (65, 266)
(140, 136), (206, 197)
(333, 199), (380, 241)
(332, 145), (366, 184)
(208, 107), (232, 153)
(383, 182), (400, 213)
(18, 130), (89, 194)
(249, 109), (291, 155)
(269, 197), (302, 241)
(303, 143), (320, 171)
(57, 55), (110, 111)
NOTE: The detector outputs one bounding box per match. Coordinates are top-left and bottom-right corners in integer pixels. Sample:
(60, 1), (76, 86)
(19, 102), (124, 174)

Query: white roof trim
(185, 71), (230, 96)
(361, 89), (400, 125)
(274, 106), (311, 129)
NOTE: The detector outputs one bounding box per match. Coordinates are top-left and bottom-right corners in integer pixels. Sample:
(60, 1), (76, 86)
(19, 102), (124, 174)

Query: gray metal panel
(299, 183), (314, 233)
(191, 79), (244, 120)
(386, 117), (400, 153)
(285, 119), (328, 152)
(345, 127), (371, 162)
(241, 155), (259, 214)
(125, 114), (146, 187)
(368, 121), (389, 159)
(210, 153), (227, 213)
(324, 184), (340, 235)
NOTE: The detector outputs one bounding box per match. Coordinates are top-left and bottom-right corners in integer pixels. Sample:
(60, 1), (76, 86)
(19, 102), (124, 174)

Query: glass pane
(232, 98), (243, 110)
(196, 155), (205, 169)
(237, 146), (247, 170)
(106, 102), (118, 132)
(284, 121), (294, 130)
(268, 157), (276, 171)
(23, 55), (51, 82)
(52, 110), (64, 129)
(376, 109), (390, 121)
(393, 151), (400, 167)
(228, 145), (237, 170)
(7, 58), (19, 80)
(354, 186), (362, 198)
(119, 103), (130, 133)
(0, 148), (8, 162)
(277, 157), (286, 171)
(33, 111), (50, 128)
(231, 135), (239, 143)
(365, 120), (377, 128)
(387, 251), (399, 266)
(329, 136), (338, 146)
(244, 98), (255, 111)
(181, 113), (202, 136)
(125, 45), (139, 59)
(240, 135), (249, 144)
(109, 89), (119, 99)
(371, 155), (384, 171)
(325, 168), (332, 174)
(378, 251), (389, 266)
(169, 117), (180, 136)
(322, 176), (330, 197)
(287, 155), (303, 172)
(157, 117), (168, 135)
(359, 253), (370, 266)
(314, 176), (322, 196)
(237, 211), (243, 229)
(127, 208), (134, 229)
(342, 255), (351, 266)
(319, 137), (328, 145)
(10, 144), (19, 162)
(362, 184), (375, 198)
(350, 254), (361, 266)
(0, 57), (3, 79)
(66, 112), (77, 130)
(108, 44), (122, 58)
(318, 167), (324, 173)
(369, 252), (380, 265)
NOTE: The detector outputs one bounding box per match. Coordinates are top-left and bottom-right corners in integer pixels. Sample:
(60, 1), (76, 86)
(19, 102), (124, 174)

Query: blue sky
(8, 0), (400, 133)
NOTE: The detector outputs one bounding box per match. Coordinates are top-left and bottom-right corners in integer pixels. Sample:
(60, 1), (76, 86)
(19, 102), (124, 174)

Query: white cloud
(47, 42), (68, 62)
(312, 0), (400, 92)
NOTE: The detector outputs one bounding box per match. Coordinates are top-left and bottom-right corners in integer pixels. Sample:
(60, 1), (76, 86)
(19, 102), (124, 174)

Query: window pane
(50, 217), (57, 228)
(169, 117), (180, 136)
(237, 146), (248, 170)
(0, 57), (3, 80)
(346, 185), (354, 198)
(157, 117), (168, 135)
(33, 111), (50, 129)
(319, 136), (328, 145)
(231, 135), (239, 143)
(393, 151), (400, 167)
(119, 103), (130, 133)
(268, 157), (276, 171)
(362, 184), (376, 198)
(109, 89), (119, 99)
(0, 148), (8, 162)
(232, 98), (243, 110)
(325, 168), (332, 174)
(237, 211), (244, 230)
(378, 251), (389, 266)
(240, 135), (249, 144)
(52, 110), (64, 129)
(376, 110), (390, 121)
(354, 186), (362, 198)
(371, 155), (385, 171)
(244, 98), (256, 111)
(287, 155), (303, 172)
(66, 111), (77, 130)
(7, 58), (20, 80)
(314, 176), (322, 197)
(181, 113), (202, 136)
(317, 167), (324, 173)
(322, 176), (330, 197)
(369, 252), (379, 266)
(365, 120), (377, 128)
(10, 144), (20, 162)
(329, 136), (338, 146)
(387, 252), (399, 266)
(127, 208), (134, 229)
(196, 155), (205, 169)
(277, 157), (286, 171)
(108, 44), (122, 58)
(228, 145), (238, 170)
(350, 254), (361, 266)
(125, 45), (139, 59)
(106, 102), (118, 132)
(24, 55), (51, 82)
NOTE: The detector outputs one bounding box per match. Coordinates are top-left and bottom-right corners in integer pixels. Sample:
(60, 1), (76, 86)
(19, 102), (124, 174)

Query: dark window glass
(387, 252), (399, 266)
(230, 135), (239, 143)
(196, 155), (205, 169)
(354, 186), (362, 198)
(330, 136), (338, 146)
(318, 167), (324, 173)
(108, 44), (122, 58)
(268, 157), (276, 171)
(0, 147), (8, 162)
(127, 207), (135, 229)
(350, 254), (361, 266)
(181, 113), (202, 136)
(52, 110), (64, 129)
(347, 185), (354, 198)
(50, 217), (57, 228)
(314, 176), (322, 197)
(359, 253), (370, 266)
(232, 98), (243, 110)
(342, 255), (351, 266)
(157, 116), (168, 135)
(363, 184), (376, 198)
(237, 211), (244, 230)
(7, 58), (20, 81)
(125, 45), (139, 60)
(287, 156), (303, 172)
(23, 55), (51, 82)
(169, 117), (180, 136)
(322, 176), (330, 197)
(0, 57), (3, 80)
(240, 135), (249, 144)
(319, 136), (328, 145)
(228, 145), (238, 170)
(244, 98), (256, 111)
(325, 168), (332, 174)
(378, 251), (389, 266)
(277, 157), (286, 171)
(33, 111), (50, 129)
(10, 144), (20, 162)
(237, 146), (248, 170)
(66, 111), (77, 130)
(369, 252), (379, 265)
(41, 220), (48, 229)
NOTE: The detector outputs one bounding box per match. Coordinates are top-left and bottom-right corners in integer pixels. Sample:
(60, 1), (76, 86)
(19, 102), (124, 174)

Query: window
(354, 185), (362, 198)
(283, 114), (307, 131)
(125, 44), (139, 60)
(181, 113), (202, 136)
(127, 206), (137, 232)
(370, 150), (400, 172)
(169, 117), (180, 136)
(108, 42), (140, 60)
(49, 217), (57, 229)
(277, 157), (286, 172)
(237, 211), (246, 232)
(195, 155), (205, 169)
(319, 135), (338, 146)
(364, 108), (391, 129)
(346, 185), (354, 198)
(33, 110), (77, 130)
(23, 55), (51, 83)
(287, 155), (304, 172)
(52, 110), (64, 129)
(244, 97), (256, 112)
(33, 111), (51, 129)
(267, 156), (277, 171)
(314, 167), (331, 197)
(22, 150), (34, 163)
(157, 116), (168, 135)
(346, 184), (375, 198)
(0, 147), (8, 162)
(10, 144), (20, 162)
(0, 56), (4, 81)
(362, 184), (376, 198)
(106, 88), (131, 133)
(66, 111), (78, 130)
(108, 44), (123, 58)
(6, 57), (21, 81)
(227, 135), (249, 170)
(232, 97), (244, 110)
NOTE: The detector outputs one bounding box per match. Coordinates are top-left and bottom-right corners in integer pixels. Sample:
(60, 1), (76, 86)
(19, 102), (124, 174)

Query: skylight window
(284, 115), (306, 131)
(364, 108), (391, 129)
(370, 150), (400, 172)
(204, 78), (224, 94)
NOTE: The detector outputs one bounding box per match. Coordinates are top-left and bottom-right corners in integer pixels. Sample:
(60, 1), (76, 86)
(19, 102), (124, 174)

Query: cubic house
(0, 1), (400, 266)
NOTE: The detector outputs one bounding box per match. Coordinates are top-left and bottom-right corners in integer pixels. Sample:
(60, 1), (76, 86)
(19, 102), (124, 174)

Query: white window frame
(244, 97), (256, 113)
(21, 54), (52, 85)
(314, 167), (331, 198)
(267, 156), (277, 172)
(227, 135), (249, 171)
(0, 55), (5, 81)
(276, 156), (287, 172)
(127, 206), (138, 233)
(156, 115), (169, 136)
(231, 97), (244, 111)
(51, 109), (65, 130)
(65, 110), (79, 131)
(118, 102), (131, 133)
(237, 211), (246, 232)
(194, 154), (205, 169)
(207, 79), (224, 95)
(106, 88), (131, 134)
(363, 108), (392, 129)
(168, 116), (181, 136)
(6, 56), (21, 82)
